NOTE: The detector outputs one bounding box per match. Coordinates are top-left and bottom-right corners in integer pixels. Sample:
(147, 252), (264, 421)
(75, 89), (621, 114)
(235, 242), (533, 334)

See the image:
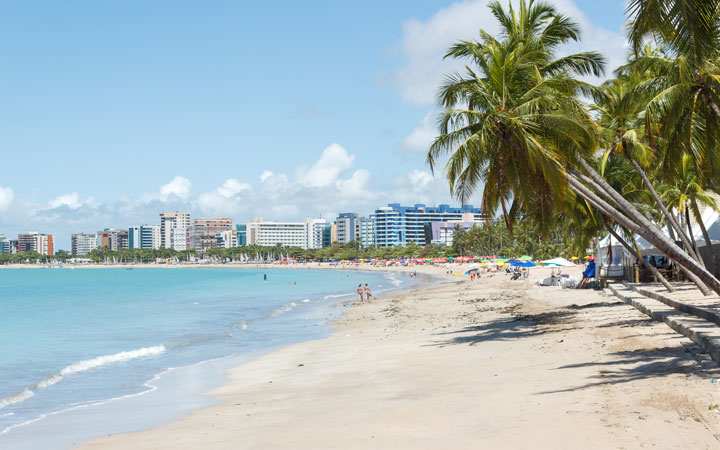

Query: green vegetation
(428, 0), (720, 295)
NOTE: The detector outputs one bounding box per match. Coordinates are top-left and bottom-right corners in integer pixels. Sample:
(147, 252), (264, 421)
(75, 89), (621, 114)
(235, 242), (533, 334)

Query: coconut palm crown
(427, 0), (606, 229)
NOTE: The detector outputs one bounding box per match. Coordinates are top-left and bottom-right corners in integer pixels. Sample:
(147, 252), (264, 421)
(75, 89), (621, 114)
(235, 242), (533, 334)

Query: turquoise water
(0, 267), (410, 441)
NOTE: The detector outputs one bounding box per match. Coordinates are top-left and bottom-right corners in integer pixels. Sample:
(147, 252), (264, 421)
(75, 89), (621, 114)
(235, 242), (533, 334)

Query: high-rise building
(246, 217), (309, 248)
(17, 232), (54, 255)
(97, 229), (129, 251)
(0, 235), (16, 253)
(236, 224), (247, 246)
(129, 225), (161, 250)
(71, 233), (98, 256)
(335, 213), (374, 247)
(372, 204), (484, 247)
(169, 227), (189, 251)
(191, 217), (232, 251)
(160, 212), (191, 249)
(304, 218), (328, 249)
(322, 224), (333, 248)
(216, 230), (238, 248)
(335, 213), (356, 244)
(356, 216), (375, 248)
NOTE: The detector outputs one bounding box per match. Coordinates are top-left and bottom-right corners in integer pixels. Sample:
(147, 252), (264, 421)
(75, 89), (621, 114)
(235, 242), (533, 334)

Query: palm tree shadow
(427, 311), (576, 347)
(537, 346), (718, 395)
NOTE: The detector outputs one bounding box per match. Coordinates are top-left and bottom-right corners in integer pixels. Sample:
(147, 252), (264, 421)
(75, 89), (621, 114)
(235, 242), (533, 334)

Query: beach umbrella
(512, 261), (537, 267)
(518, 255), (533, 261)
(505, 259), (520, 264)
(585, 255), (596, 260)
(570, 257), (579, 260)
(544, 262), (562, 267)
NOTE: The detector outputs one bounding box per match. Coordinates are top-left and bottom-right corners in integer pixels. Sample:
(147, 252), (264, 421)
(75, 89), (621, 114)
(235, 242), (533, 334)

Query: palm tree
(430, 0), (720, 295)
(660, 153), (720, 273)
(427, 0), (604, 231)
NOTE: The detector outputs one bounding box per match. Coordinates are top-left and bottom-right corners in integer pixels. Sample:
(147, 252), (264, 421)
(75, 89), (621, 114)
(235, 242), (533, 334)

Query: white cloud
(195, 178), (252, 216)
(408, 169), (434, 190)
(402, 113), (437, 152)
(48, 193), (83, 210)
(0, 186), (14, 211)
(297, 143), (355, 188)
(158, 176), (192, 202)
(217, 178), (251, 198)
(336, 169), (376, 199)
(259, 170), (274, 183)
(392, 0), (627, 107)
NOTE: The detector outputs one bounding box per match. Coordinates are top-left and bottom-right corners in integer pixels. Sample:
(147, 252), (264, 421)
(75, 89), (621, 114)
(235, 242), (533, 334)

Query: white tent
(539, 257), (575, 267)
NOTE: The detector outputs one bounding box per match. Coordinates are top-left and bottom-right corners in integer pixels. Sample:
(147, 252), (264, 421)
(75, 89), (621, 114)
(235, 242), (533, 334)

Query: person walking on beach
(357, 284), (364, 302)
(364, 284), (372, 301)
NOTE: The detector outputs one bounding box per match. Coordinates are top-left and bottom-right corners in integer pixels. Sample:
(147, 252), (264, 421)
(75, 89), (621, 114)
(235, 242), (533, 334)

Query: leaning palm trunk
(624, 155), (701, 262)
(575, 156), (704, 264)
(606, 225), (675, 293)
(685, 207), (702, 266)
(570, 167), (710, 284)
(692, 198), (718, 275)
(567, 175), (715, 295)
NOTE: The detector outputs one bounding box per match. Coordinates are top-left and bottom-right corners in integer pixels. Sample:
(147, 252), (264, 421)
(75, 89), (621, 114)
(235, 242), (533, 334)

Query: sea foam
(0, 345), (166, 411)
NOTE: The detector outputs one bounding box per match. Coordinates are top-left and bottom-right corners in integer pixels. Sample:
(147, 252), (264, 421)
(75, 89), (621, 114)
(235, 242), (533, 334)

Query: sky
(0, 0), (628, 249)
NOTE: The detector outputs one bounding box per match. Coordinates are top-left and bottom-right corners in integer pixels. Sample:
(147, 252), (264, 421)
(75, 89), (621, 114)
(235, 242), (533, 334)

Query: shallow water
(0, 267), (411, 446)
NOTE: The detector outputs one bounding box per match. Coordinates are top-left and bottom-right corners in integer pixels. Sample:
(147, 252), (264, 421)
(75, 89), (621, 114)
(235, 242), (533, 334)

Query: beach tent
(539, 257), (575, 267)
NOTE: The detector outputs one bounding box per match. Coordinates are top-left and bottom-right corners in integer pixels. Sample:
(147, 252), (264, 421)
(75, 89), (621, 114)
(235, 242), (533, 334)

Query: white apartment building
(160, 212), (190, 249)
(304, 218), (328, 249)
(246, 218), (310, 248)
(71, 233), (98, 256)
(169, 227), (189, 251)
(216, 230), (239, 248)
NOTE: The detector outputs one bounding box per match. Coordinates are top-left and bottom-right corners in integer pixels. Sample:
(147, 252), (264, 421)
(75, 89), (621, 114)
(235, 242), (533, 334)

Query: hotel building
(71, 233), (98, 256)
(246, 218), (309, 248)
(372, 203), (484, 248)
(304, 218), (328, 249)
(160, 212), (191, 250)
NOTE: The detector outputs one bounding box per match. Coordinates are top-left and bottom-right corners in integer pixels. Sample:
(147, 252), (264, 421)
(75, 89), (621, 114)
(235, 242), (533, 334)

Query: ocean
(0, 267), (416, 448)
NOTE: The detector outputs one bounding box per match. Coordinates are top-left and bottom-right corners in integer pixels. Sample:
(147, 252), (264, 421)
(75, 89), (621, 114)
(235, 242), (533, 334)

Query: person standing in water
(357, 284), (364, 302)
(264, 274), (267, 281)
(364, 284), (372, 301)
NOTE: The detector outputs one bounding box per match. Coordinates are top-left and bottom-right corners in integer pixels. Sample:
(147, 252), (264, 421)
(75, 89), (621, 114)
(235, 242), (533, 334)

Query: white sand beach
(75, 265), (720, 449)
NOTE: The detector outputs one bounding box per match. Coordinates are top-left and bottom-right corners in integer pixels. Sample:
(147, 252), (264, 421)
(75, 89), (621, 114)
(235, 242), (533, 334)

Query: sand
(73, 265), (720, 449)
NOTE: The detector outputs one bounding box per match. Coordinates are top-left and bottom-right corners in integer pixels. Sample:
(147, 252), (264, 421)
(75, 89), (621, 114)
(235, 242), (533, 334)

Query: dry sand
(77, 265), (720, 449)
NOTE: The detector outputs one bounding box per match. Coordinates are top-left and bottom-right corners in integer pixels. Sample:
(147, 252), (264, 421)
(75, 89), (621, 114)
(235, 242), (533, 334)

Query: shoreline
(77, 265), (720, 449)
(0, 266), (431, 449)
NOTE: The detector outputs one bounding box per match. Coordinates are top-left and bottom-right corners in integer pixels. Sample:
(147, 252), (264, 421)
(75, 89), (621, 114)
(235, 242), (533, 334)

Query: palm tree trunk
(624, 154), (698, 258)
(691, 198), (718, 275)
(570, 167), (707, 273)
(567, 175), (715, 295)
(606, 225), (675, 292)
(686, 206), (702, 266)
(574, 155), (703, 263)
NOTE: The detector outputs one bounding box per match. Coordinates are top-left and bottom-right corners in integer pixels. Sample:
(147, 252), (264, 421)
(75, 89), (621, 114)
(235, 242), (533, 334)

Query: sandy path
(80, 268), (720, 449)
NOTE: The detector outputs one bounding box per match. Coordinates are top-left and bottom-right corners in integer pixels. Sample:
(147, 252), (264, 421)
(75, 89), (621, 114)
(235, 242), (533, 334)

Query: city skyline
(0, 1), (627, 250)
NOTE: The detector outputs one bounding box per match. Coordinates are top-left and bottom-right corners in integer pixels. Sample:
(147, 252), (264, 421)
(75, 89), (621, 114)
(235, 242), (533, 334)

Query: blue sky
(0, 0), (627, 249)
